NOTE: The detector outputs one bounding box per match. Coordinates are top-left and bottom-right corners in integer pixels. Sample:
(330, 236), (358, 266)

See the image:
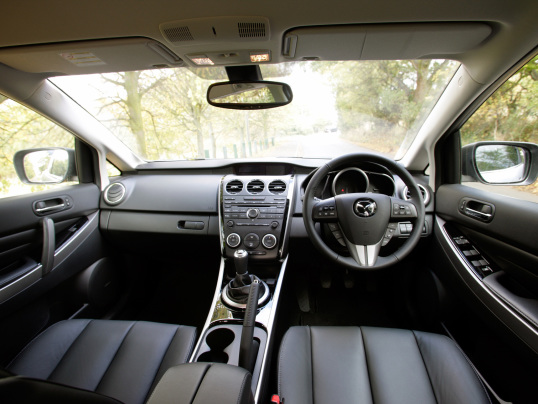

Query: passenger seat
(4, 319), (197, 404)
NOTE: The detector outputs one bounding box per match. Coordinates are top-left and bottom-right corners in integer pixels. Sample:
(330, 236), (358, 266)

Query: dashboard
(99, 161), (433, 257)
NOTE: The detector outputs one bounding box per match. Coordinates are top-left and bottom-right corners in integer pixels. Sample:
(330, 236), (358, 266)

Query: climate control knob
(246, 208), (260, 218)
(262, 234), (277, 249)
(226, 233), (241, 248)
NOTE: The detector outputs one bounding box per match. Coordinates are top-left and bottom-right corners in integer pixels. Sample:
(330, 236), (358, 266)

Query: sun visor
(0, 38), (185, 75)
(283, 23), (492, 61)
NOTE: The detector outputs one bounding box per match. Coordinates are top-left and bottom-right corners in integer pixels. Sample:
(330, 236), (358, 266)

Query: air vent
(247, 180), (265, 194)
(268, 180), (287, 195)
(163, 26), (194, 42)
(238, 22), (266, 38)
(104, 183), (126, 205)
(226, 180), (243, 194)
(403, 184), (430, 205)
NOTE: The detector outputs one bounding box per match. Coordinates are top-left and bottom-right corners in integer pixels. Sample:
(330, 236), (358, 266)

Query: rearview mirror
(462, 141), (538, 185)
(14, 148), (77, 184)
(207, 81), (293, 110)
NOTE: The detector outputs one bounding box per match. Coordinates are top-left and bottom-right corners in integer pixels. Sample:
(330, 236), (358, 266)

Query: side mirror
(14, 148), (77, 184)
(207, 81), (293, 110)
(462, 141), (538, 185)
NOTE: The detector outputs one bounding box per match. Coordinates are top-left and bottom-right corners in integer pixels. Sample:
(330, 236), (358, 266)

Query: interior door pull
(35, 203), (65, 213)
(464, 207), (492, 220)
(459, 198), (495, 222)
(41, 217), (55, 276)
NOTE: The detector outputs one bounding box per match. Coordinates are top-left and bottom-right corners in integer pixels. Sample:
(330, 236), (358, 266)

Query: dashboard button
(244, 233), (260, 248)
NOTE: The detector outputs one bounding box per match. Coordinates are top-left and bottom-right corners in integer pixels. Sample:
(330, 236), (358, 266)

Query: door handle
(35, 203), (65, 213)
(459, 198), (495, 222)
(464, 207), (492, 220)
(33, 196), (72, 215)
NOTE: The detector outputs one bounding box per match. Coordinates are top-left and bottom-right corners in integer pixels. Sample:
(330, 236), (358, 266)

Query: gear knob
(234, 249), (249, 275)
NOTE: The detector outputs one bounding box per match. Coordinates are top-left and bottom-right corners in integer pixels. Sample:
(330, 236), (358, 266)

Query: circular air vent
(268, 180), (287, 194)
(247, 180), (265, 194)
(225, 180), (244, 194)
(104, 183), (126, 205)
(403, 184), (430, 205)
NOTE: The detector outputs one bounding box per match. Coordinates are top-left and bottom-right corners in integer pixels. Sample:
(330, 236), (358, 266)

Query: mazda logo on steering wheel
(354, 199), (377, 217)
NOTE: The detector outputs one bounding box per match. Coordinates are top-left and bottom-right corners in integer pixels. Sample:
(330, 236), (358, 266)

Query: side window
(106, 161), (121, 177)
(0, 95), (78, 199)
(460, 55), (538, 203)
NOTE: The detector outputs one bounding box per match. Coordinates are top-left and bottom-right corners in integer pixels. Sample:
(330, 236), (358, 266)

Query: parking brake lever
(239, 279), (260, 372)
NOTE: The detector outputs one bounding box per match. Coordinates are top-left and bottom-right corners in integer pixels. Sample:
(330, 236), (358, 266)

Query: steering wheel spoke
(344, 237), (384, 267)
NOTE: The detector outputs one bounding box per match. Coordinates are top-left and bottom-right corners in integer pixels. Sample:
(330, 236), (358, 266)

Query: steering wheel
(303, 153), (425, 270)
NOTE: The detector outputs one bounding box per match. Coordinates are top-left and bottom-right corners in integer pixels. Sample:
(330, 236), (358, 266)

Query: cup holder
(197, 327), (235, 364)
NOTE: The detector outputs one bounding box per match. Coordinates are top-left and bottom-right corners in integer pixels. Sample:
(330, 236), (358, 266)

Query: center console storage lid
(147, 362), (253, 404)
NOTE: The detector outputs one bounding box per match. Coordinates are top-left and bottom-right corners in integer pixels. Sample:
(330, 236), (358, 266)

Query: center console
(220, 175), (294, 260)
(188, 175), (295, 403)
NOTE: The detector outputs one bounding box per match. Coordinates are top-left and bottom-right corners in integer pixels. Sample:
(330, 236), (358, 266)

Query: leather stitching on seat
(358, 327), (375, 404)
(6, 319), (91, 373)
(145, 325), (186, 401)
(235, 368), (251, 404)
(411, 330), (438, 404)
(191, 363), (212, 403)
(277, 326), (293, 397)
(94, 321), (136, 392)
(41, 319), (94, 380)
(445, 334), (492, 404)
(181, 326), (197, 363)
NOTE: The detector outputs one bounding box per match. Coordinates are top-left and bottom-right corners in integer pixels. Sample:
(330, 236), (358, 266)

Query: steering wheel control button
(226, 233), (241, 248)
(247, 208), (260, 218)
(354, 199), (377, 217)
(391, 202), (416, 218)
(313, 198), (338, 220)
(244, 233), (260, 249)
(262, 234), (277, 249)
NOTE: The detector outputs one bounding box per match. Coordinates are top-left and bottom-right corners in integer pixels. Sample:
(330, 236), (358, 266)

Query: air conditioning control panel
(220, 175), (292, 260)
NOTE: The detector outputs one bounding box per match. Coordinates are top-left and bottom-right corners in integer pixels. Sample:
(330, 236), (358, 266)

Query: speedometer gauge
(332, 168), (369, 195)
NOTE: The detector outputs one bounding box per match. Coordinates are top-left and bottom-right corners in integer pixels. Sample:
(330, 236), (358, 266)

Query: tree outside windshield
(50, 60), (459, 161)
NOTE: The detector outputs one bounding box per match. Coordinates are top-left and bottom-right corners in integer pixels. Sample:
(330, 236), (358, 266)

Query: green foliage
(461, 56), (538, 145)
(314, 60), (457, 154)
(0, 98), (74, 197)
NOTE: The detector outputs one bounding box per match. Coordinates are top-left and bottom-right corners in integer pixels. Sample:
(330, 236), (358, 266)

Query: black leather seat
(278, 326), (491, 404)
(5, 319), (197, 404)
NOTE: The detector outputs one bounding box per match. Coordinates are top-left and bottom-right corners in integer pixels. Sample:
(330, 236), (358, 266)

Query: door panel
(434, 183), (538, 354)
(0, 183), (102, 313)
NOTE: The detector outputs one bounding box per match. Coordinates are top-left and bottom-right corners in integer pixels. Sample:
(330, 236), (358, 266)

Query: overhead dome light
(250, 52), (270, 62)
(190, 56), (214, 65)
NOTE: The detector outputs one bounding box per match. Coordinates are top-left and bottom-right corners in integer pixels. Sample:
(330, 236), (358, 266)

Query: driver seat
(278, 326), (491, 404)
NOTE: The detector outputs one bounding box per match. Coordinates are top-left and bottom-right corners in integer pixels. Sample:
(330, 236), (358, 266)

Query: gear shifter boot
(227, 275), (265, 304)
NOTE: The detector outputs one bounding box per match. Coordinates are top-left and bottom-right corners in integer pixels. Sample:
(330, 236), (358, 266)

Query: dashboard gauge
(332, 168), (369, 195)
(366, 172), (396, 196)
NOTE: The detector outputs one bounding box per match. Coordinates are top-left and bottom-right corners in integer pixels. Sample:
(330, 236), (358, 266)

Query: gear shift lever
(233, 250), (251, 287)
(223, 249), (269, 307)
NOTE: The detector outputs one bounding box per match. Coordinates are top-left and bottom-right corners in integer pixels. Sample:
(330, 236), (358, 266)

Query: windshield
(51, 60), (459, 161)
